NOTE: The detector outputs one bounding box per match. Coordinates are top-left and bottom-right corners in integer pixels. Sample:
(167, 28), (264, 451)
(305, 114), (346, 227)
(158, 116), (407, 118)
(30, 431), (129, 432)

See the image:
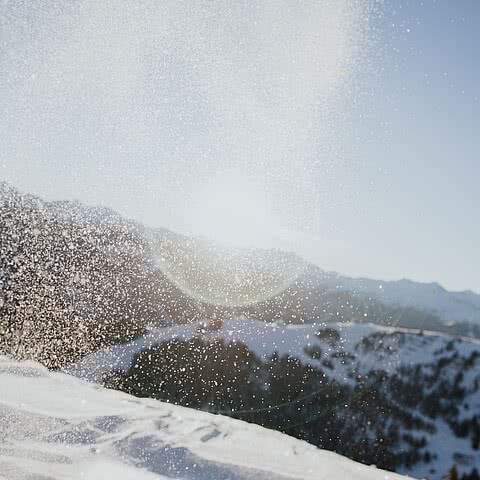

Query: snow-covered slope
(69, 320), (480, 479)
(0, 356), (408, 480)
(68, 319), (480, 384)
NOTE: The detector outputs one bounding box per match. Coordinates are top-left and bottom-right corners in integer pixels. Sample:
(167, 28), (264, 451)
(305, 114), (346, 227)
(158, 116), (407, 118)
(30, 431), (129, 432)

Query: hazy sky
(1, 0), (479, 293)
(346, 0), (479, 293)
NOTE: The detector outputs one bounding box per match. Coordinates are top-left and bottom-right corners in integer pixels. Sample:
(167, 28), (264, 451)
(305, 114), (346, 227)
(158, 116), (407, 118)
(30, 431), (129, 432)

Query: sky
(346, 0), (480, 292)
(1, 0), (479, 293)
(313, 0), (480, 292)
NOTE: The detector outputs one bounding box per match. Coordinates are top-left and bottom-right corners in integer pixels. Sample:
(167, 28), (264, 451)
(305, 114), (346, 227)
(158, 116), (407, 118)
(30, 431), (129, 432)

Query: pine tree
(444, 465), (459, 480)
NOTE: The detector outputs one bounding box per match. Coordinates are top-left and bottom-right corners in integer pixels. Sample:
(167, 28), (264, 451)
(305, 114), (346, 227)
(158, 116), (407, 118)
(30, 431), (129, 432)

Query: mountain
(0, 181), (127, 224)
(317, 273), (480, 327)
(0, 182), (204, 368)
(69, 319), (480, 480)
(2, 184), (480, 479)
(0, 355), (409, 480)
(2, 182), (480, 371)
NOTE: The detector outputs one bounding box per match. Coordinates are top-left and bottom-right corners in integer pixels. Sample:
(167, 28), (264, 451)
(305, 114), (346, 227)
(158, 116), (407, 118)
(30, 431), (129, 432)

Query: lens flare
(149, 230), (306, 307)
(1, 0), (374, 308)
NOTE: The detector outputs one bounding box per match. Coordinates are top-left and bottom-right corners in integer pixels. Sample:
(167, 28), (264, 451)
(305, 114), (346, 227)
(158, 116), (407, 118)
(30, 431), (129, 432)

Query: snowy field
(0, 355), (409, 480)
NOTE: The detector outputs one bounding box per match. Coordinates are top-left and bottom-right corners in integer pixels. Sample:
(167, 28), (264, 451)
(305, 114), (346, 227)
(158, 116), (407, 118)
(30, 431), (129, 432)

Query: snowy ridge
(318, 272), (480, 325)
(0, 356), (408, 480)
(68, 319), (480, 383)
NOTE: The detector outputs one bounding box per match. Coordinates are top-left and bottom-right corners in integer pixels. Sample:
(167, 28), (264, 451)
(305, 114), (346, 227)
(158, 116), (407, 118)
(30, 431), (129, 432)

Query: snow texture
(0, 355), (408, 480)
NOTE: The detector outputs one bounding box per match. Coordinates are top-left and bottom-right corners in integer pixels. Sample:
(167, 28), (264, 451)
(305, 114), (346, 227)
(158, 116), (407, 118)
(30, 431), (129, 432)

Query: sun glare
(190, 173), (278, 249)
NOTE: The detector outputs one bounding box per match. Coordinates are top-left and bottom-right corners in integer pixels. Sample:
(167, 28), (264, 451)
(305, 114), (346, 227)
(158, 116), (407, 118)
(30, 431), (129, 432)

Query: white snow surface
(0, 355), (409, 480)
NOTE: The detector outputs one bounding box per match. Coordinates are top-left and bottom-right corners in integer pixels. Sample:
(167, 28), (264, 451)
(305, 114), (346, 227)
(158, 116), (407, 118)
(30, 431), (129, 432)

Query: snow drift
(0, 355), (408, 480)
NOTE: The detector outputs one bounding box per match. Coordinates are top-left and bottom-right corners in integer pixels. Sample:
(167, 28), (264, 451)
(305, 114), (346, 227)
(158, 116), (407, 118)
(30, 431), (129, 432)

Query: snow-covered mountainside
(2, 183), (479, 479)
(318, 272), (480, 326)
(0, 356), (408, 480)
(2, 181), (480, 366)
(69, 320), (480, 480)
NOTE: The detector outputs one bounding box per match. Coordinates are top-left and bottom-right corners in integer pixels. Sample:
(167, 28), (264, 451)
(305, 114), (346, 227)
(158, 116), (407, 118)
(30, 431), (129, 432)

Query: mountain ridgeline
(3, 184), (480, 479)
(1, 183), (479, 369)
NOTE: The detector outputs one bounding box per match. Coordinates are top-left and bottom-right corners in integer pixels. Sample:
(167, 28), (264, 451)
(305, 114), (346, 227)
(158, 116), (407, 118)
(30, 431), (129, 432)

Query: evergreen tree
(444, 465), (459, 480)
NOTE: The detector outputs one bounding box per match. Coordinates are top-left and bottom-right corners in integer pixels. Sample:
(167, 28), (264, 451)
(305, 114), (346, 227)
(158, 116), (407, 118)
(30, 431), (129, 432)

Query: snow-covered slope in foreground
(0, 356), (409, 480)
